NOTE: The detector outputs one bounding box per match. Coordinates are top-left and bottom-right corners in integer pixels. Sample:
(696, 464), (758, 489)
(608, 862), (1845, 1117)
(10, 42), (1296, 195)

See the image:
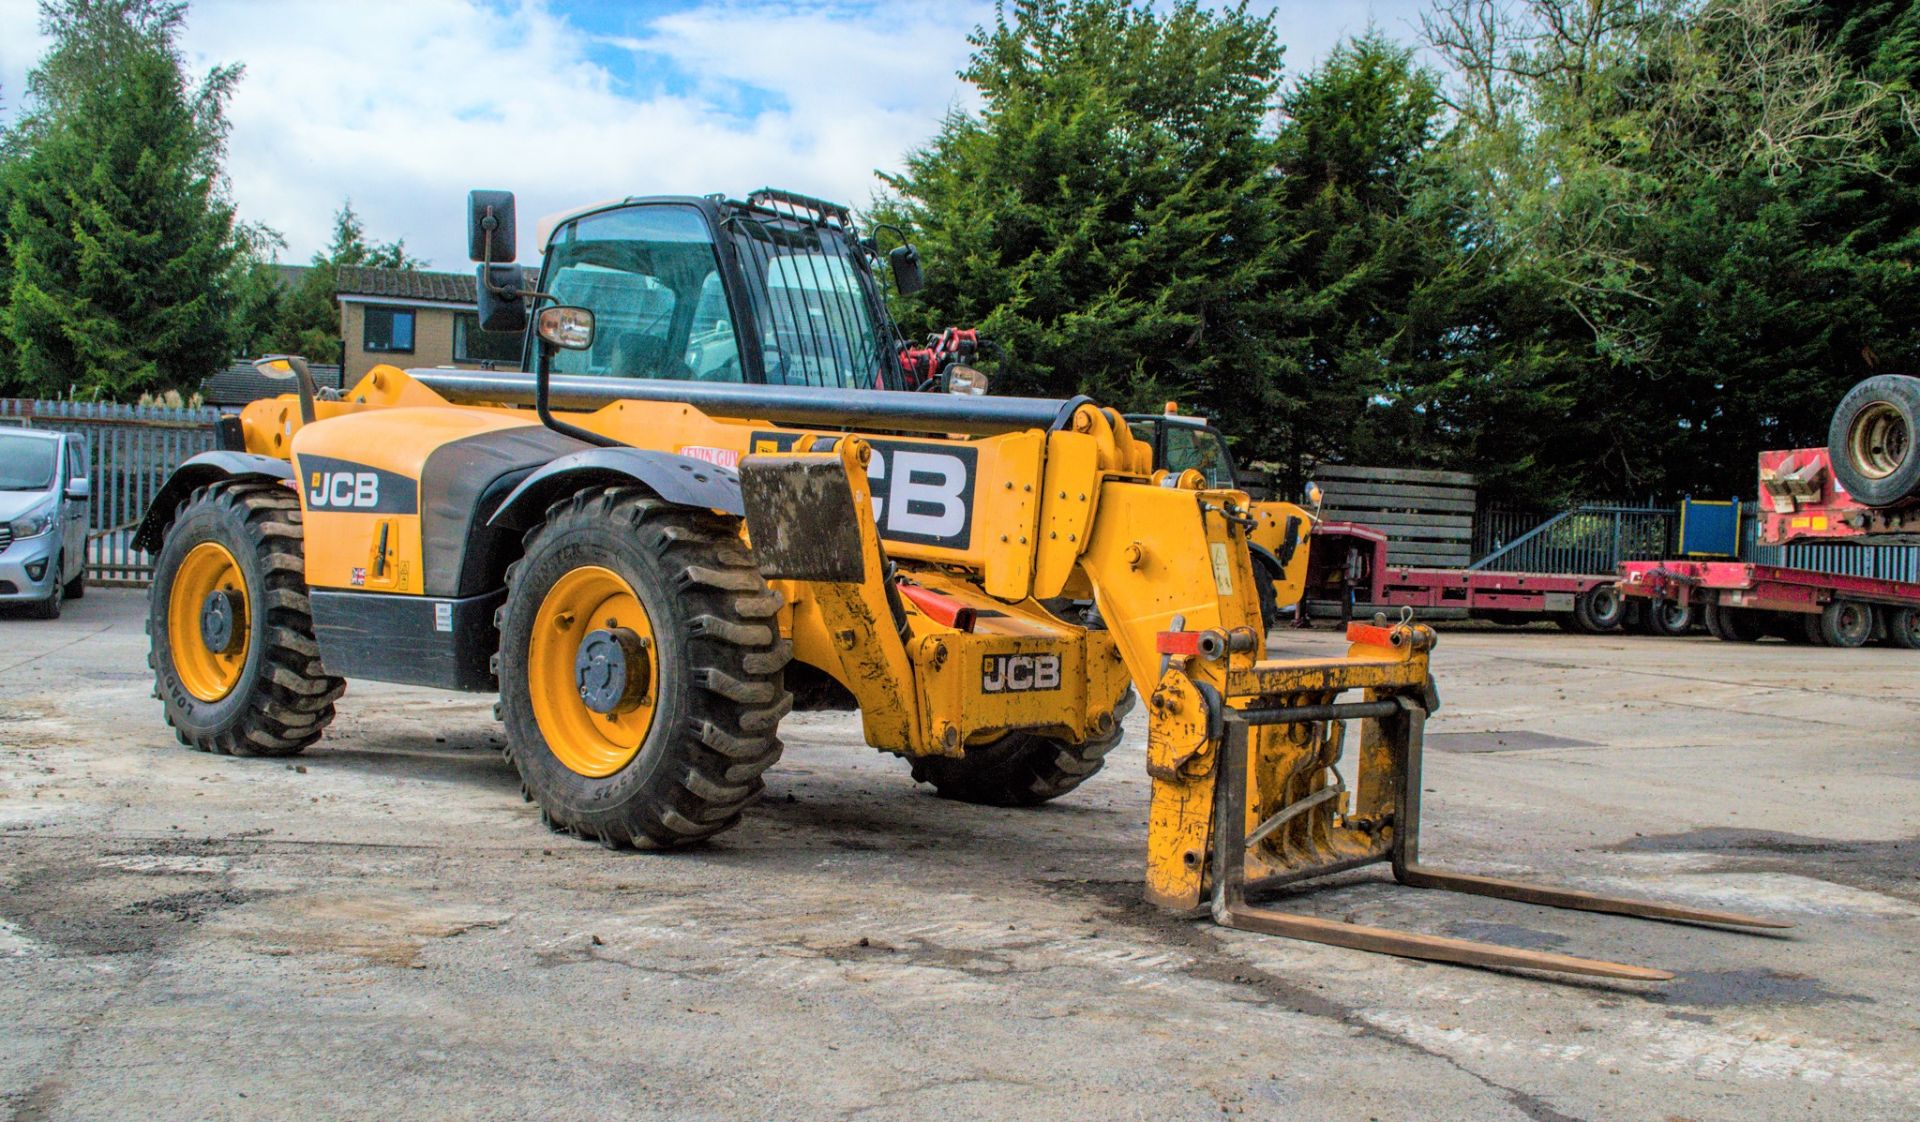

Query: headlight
(11, 499), (56, 539)
(946, 364), (989, 396)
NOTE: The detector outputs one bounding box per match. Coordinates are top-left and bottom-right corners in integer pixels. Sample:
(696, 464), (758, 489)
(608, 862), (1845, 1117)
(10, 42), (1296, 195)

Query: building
(334, 266), (522, 383)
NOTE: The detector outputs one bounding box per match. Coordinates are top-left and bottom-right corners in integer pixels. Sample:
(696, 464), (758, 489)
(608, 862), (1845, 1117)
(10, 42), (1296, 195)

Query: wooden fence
(0, 398), (222, 584)
(1314, 464), (1476, 568)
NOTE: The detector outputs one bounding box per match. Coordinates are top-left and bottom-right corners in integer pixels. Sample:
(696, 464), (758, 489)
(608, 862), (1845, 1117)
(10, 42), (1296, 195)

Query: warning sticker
(1209, 543), (1234, 596)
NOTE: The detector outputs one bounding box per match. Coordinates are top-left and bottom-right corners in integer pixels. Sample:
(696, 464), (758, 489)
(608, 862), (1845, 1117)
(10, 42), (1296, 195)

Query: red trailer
(1304, 522), (1626, 633)
(1618, 559), (1920, 648)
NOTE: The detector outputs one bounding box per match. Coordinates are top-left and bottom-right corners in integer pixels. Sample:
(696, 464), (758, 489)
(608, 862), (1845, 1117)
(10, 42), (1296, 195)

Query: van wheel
(496, 487), (791, 848)
(148, 481), (343, 755)
(29, 559), (62, 619)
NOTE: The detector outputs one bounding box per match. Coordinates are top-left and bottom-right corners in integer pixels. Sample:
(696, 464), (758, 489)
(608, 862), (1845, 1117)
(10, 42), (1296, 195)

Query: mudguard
(132, 451), (296, 553)
(487, 447), (745, 529)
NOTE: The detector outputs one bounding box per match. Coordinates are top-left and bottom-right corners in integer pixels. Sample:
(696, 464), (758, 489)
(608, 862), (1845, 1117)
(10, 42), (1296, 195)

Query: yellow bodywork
(232, 363), (1435, 913)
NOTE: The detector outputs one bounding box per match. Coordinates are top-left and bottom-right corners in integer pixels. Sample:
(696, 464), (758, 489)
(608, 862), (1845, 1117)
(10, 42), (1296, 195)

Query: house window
(454, 313), (521, 365)
(363, 305), (416, 353)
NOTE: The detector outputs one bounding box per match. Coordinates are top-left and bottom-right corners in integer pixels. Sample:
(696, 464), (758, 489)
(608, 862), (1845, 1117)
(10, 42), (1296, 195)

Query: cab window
(543, 205), (743, 383)
(1164, 426), (1234, 488)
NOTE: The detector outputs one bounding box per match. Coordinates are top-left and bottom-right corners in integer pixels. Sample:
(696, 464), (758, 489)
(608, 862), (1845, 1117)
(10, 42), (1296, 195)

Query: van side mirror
(477, 263), (529, 333)
(469, 189), (517, 263)
(888, 244), (925, 296)
(66, 478), (90, 500)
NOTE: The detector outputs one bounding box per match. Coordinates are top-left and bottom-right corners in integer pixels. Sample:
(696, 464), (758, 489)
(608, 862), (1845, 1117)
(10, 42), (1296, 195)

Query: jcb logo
(309, 471), (380, 509)
(294, 454), (418, 515)
(982, 654), (1062, 693)
(752, 432), (977, 549)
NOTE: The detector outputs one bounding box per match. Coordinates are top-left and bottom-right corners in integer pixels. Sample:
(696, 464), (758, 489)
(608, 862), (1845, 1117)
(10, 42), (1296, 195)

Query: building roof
(335, 266), (477, 305)
(202, 360), (346, 408)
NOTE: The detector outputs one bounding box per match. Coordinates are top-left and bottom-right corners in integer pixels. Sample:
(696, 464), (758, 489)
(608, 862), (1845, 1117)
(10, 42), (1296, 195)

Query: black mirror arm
(533, 340), (620, 450)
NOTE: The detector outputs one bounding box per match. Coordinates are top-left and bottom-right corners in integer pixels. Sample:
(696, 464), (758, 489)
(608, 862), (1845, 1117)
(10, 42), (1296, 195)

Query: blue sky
(0, 0), (1433, 267)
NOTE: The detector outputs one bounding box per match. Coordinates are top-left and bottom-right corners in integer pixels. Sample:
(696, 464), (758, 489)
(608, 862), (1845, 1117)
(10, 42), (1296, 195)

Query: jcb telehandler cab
(136, 188), (1784, 980)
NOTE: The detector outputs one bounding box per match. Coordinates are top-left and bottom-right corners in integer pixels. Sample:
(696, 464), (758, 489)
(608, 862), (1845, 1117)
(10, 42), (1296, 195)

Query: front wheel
(147, 481), (342, 755)
(496, 488), (791, 848)
(910, 689), (1136, 806)
(28, 557), (62, 619)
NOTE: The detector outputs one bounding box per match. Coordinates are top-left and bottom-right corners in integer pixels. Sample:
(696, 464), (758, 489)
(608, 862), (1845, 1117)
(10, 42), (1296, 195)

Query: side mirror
(1304, 481), (1324, 512)
(66, 478), (90, 500)
(468, 189), (517, 263)
(476, 263), (529, 333)
(536, 305), (595, 351)
(888, 244), (925, 296)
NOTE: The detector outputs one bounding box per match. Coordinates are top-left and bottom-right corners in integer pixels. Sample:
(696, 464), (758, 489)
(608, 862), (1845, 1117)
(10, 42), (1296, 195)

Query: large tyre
(148, 480), (343, 756)
(1884, 606), (1920, 649)
(1255, 558), (1281, 634)
(496, 488), (791, 848)
(1640, 598), (1695, 637)
(1703, 600), (1765, 642)
(1571, 584), (1626, 634)
(1828, 375), (1920, 507)
(1814, 600), (1874, 648)
(910, 689), (1136, 807)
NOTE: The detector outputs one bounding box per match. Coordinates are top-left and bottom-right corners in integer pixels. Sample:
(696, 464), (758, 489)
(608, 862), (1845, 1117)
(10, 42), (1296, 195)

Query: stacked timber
(1314, 464), (1476, 568)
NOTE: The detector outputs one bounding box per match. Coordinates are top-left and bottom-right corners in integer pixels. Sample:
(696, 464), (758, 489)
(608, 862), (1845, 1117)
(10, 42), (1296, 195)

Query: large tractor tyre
(496, 487), (791, 848)
(1828, 375), (1920, 507)
(1571, 584), (1626, 634)
(1883, 606), (1920, 649)
(1703, 600), (1765, 642)
(1813, 600), (1875, 648)
(1641, 598), (1695, 638)
(910, 689), (1137, 807)
(147, 480), (344, 756)
(1255, 558), (1282, 634)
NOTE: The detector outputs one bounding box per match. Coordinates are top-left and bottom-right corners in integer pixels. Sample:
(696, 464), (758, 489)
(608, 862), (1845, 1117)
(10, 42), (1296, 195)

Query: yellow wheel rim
(529, 565), (660, 778)
(168, 542), (250, 703)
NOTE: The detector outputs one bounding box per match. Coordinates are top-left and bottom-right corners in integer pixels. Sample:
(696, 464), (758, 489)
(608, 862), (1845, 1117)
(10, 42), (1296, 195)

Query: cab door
(61, 436), (88, 581)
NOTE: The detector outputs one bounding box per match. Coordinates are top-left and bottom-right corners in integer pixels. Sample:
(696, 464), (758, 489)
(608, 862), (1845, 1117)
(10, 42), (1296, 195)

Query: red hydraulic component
(895, 581), (977, 632)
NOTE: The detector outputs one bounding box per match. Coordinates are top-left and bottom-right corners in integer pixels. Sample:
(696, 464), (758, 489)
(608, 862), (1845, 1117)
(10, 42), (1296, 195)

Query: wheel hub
(575, 627), (652, 714)
(200, 589), (245, 654)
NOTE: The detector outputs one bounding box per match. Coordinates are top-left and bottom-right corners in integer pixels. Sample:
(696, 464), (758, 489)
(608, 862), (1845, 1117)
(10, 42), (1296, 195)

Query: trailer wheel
(1703, 600), (1764, 642)
(1571, 585), (1625, 634)
(1814, 600), (1874, 648)
(1884, 606), (1920, 649)
(910, 689), (1136, 806)
(1829, 375), (1920, 507)
(496, 487), (791, 848)
(1641, 598), (1694, 637)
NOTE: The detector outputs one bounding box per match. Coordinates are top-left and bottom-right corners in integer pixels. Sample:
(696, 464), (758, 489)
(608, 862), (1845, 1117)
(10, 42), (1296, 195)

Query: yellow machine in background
(135, 188), (1782, 980)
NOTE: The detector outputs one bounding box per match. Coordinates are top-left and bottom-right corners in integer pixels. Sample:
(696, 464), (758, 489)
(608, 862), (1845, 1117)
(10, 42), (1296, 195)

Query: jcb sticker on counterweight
(296, 454), (418, 514)
(751, 431), (976, 550)
(981, 653), (1062, 693)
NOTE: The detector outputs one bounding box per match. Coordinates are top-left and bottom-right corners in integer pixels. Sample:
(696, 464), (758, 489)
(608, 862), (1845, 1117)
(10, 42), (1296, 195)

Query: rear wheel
(496, 488), (791, 848)
(1571, 584), (1625, 634)
(1703, 600), (1764, 642)
(1815, 600), (1874, 648)
(911, 689), (1136, 806)
(148, 481), (342, 756)
(1884, 606), (1920, 649)
(1640, 598), (1694, 637)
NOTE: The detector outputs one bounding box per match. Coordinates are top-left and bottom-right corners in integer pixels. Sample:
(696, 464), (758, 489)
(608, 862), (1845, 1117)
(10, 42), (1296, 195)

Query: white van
(0, 429), (90, 618)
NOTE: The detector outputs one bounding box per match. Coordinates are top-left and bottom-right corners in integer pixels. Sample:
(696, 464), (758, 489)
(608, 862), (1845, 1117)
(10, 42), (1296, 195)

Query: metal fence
(0, 398), (222, 583)
(1740, 501), (1920, 581)
(1470, 504), (1674, 574)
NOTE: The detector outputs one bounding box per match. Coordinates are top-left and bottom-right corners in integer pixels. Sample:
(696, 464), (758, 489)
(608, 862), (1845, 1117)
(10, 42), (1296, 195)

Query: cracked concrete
(3, 589), (1918, 1120)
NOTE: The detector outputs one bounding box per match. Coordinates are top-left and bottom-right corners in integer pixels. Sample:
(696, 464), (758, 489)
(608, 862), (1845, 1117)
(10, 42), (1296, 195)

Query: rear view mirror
(477, 263), (528, 333)
(66, 478), (90, 500)
(468, 189), (517, 263)
(536, 305), (595, 351)
(888, 244), (925, 296)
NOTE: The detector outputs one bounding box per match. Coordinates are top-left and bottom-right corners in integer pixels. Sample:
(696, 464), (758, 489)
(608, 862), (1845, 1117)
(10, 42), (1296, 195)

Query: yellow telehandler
(135, 188), (1783, 980)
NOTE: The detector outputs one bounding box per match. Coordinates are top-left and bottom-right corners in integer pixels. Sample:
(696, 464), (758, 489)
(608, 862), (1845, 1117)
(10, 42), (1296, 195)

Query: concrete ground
(2, 588), (1917, 1122)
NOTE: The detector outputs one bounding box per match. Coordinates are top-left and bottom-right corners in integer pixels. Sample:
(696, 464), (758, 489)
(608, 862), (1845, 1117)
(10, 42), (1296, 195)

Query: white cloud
(0, 0), (1433, 269)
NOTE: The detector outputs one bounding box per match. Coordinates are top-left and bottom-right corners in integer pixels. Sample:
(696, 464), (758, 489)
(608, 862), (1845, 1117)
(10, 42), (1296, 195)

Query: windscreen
(725, 215), (890, 389)
(1165, 425), (1235, 488)
(0, 433), (58, 491)
(543, 205), (744, 383)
